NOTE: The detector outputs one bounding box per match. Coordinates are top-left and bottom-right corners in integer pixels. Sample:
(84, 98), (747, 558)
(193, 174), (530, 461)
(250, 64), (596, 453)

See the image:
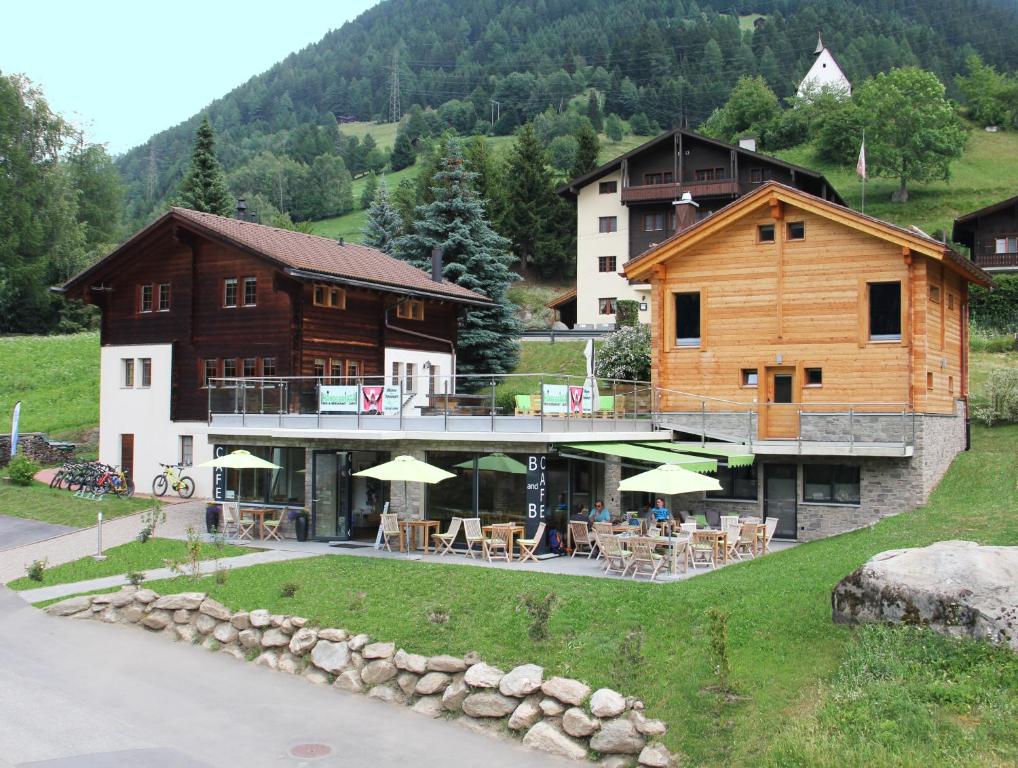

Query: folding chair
(732, 522), (759, 560)
(261, 509), (285, 541)
(516, 522), (546, 564)
(596, 533), (632, 577)
(380, 512), (402, 552)
(627, 537), (665, 581)
(483, 523), (513, 563)
(224, 503), (254, 541)
(431, 517), (462, 556)
(462, 517), (484, 558)
(690, 531), (717, 570)
(569, 520), (597, 558)
(762, 517), (779, 554)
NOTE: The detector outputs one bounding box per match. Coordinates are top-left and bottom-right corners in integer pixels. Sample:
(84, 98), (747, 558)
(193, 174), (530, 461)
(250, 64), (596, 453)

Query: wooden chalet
(952, 193), (1018, 273)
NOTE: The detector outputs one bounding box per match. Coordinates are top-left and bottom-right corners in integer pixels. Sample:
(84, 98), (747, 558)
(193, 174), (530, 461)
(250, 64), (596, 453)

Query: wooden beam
(770, 197), (784, 221)
(775, 209), (785, 339)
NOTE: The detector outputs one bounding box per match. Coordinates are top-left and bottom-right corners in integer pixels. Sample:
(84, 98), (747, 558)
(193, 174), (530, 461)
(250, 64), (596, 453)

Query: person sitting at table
(651, 498), (671, 522)
(589, 500), (611, 523)
(572, 506), (590, 523)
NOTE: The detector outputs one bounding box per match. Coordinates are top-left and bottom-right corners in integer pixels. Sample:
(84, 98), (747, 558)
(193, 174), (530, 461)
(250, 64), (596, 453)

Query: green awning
(559, 442), (717, 473)
(640, 442), (755, 468)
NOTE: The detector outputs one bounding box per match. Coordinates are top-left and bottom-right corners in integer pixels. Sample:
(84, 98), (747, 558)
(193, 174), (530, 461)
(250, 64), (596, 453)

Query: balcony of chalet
(620, 178), (741, 205)
(206, 375), (916, 455)
(974, 250), (1018, 271)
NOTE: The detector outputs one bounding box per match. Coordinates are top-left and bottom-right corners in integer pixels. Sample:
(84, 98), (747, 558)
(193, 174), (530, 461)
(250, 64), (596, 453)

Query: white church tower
(797, 34), (851, 98)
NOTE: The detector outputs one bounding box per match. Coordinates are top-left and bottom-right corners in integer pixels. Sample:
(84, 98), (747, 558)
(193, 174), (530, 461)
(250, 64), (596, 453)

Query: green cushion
(515, 394), (532, 410)
(598, 395), (614, 410)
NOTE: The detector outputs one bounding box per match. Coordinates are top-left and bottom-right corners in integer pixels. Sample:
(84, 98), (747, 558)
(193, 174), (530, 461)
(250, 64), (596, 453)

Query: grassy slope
(0, 332), (99, 437)
(777, 128), (1018, 238)
(0, 481), (152, 528)
(6, 537), (251, 589)
(137, 424), (1017, 766)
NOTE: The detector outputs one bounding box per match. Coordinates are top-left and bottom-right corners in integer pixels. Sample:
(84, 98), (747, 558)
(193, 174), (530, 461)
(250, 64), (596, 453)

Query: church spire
(814, 33), (825, 55)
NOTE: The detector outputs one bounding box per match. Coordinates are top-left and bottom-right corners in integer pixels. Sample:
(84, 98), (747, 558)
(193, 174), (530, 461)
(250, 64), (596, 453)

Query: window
(694, 167), (725, 182)
(598, 297), (616, 315)
(643, 172), (673, 185)
(927, 371), (934, 390)
(262, 357), (276, 377)
(223, 358), (237, 379)
(948, 294), (955, 310)
(805, 367), (823, 387)
(803, 465), (860, 505)
(674, 292), (701, 347)
(313, 283), (346, 309)
(179, 435), (193, 467)
(313, 358), (326, 379)
(643, 212), (666, 232)
(139, 285), (153, 313)
(786, 221), (805, 240)
(140, 358), (152, 388)
(396, 300), (424, 320)
(598, 181), (617, 194)
(598, 216), (618, 233)
(224, 278), (238, 308)
(157, 283), (170, 311)
(758, 224), (775, 242)
(243, 358), (258, 378)
(203, 359), (218, 387)
(347, 361), (360, 380)
(406, 363), (416, 392)
(707, 464), (758, 500)
(741, 369), (758, 387)
(598, 256), (617, 273)
(391, 361), (401, 386)
(749, 167), (772, 183)
(869, 281), (902, 341)
(928, 285), (941, 303)
(122, 359), (135, 387)
(330, 359), (344, 383)
(243, 277), (257, 306)
(994, 236), (1018, 254)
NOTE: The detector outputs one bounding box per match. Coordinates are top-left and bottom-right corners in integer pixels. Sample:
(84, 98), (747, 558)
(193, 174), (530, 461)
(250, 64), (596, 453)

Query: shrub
(279, 581), (300, 598)
(972, 369), (1018, 426)
(706, 608), (733, 693)
(969, 333), (1016, 353)
(517, 592), (558, 641)
(125, 571), (146, 587)
(26, 558), (47, 582)
(595, 324), (651, 381)
(970, 274), (1018, 335)
(615, 299), (640, 329)
(7, 455), (40, 486)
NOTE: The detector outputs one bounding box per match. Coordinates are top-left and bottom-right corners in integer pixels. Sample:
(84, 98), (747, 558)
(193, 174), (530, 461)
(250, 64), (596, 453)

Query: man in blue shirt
(589, 500), (612, 523)
(652, 497), (671, 522)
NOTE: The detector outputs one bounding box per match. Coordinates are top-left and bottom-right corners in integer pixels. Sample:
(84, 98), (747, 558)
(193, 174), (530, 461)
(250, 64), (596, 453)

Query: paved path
(0, 516), (75, 552)
(16, 549), (320, 603)
(0, 588), (579, 768)
(0, 501), (204, 585)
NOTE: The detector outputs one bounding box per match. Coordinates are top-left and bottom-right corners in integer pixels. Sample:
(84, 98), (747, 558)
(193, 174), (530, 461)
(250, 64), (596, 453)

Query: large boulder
(199, 598), (232, 621)
(360, 660), (398, 686)
(461, 692), (518, 718)
(562, 707), (600, 738)
(428, 654), (467, 673)
(45, 596), (94, 617)
(590, 688), (626, 718)
(415, 672), (452, 695)
(589, 718), (645, 755)
(249, 609), (272, 628)
(508, 696), (543, 731)
(499, 664), (544, 697)
(542, 677), (591, 706)
(152, 592), (205, 611)
(522, 721), (588, 761)
(260, 628), (290, 648)
(464, 662), (504, 688)
(311, 640), (350, 673)
(362, 641), (396, 659)
(288, 627), (318, 655)
(394, 650), (429, 674)
(832, 540), (1018, 650)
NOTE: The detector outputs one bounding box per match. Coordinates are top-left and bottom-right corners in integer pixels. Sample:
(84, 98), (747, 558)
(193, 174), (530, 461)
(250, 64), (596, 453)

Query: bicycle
(153, 462), (195, 498)
(94, 464), (135, 497)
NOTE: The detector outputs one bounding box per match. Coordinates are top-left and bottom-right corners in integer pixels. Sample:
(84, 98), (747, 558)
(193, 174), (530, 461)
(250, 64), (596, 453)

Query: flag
(10, 401), (21, 457)
(856, 141), (867, 179)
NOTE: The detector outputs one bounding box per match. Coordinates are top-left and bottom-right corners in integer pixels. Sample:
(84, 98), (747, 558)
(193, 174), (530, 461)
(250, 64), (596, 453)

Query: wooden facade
(61, 212), (479, 422)
(625, 183), (992, 436)
(952, 194), (1018, 272)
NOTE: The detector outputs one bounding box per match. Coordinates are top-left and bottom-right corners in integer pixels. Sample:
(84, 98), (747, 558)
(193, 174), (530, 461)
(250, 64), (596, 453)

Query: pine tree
(361, 177), (403, 254)
(177, 117), (232, 216)
(392, 140), (521, 378)
(360, 172), (378, 209)
(500, 123), (571, 278)
(585, 91), (603, 131)
(390, 128), (416, 171)
(571, 122), (600, 179)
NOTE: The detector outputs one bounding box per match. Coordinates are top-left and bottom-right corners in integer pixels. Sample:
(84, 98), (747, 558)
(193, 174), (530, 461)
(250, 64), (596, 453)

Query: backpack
(547, 528), (563, 554)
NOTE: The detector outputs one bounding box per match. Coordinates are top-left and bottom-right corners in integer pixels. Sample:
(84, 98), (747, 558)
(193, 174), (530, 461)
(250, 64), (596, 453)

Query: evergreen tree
(360, 172), (378, 209)
(392, 140), (521, 377)
(571, 122), (600, 179)
(499, 123), (572, 279)
(464, 135), (497, 203)
(585, 91), (603, 131)
(605, 113), (624, 142)
(361, 177), (402, 254)
(177, 116), (232, 216)
(390, 128), (416, 171)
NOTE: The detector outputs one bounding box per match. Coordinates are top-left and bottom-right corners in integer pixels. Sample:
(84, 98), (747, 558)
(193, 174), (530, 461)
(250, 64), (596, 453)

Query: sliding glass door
(312, 451), (350, 540)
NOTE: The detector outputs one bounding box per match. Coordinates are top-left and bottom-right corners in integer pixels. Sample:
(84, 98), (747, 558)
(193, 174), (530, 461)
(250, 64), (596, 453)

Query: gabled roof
(623, 181), (993, 288)
(60, 208), (491, 305)
(952, 192), (1018, 247)
(556, 128), (844, 205)
(546, 288), (576, 309)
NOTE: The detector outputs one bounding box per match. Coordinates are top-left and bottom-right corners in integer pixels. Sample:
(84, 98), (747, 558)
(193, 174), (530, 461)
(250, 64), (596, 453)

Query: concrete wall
(383, 347), (454, 409)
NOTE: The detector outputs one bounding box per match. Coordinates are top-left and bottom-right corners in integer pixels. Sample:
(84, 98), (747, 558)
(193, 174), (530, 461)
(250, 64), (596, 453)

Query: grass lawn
(6, 537), (251, 590)
(0, 332), (99, 438)
(508, 281), (575, 328)
(971, 349), (1018, 400)
(137, 425), (1018, 766)
(0, 481), (153, 529)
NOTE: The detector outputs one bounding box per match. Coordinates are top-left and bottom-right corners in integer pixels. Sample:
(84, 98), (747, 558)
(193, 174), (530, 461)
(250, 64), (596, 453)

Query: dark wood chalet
(952, 193), (1018, 272)
(58, 208), (490, 422)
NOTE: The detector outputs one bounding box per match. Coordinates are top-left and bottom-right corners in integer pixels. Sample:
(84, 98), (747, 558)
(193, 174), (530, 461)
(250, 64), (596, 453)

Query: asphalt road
(0, 588), (577, 767)
(0, 516), (75, 552)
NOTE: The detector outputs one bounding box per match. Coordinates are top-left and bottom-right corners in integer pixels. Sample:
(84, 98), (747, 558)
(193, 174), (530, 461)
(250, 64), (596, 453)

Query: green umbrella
(618, 463), (722, 495)
(454, 453), (527, 474)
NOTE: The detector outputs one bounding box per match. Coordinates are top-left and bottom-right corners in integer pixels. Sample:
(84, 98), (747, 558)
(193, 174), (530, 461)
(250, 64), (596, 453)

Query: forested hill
(117, 0), (1018, 225)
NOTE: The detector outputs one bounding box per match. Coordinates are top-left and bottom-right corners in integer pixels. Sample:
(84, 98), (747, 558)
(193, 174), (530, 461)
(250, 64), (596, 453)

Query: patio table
(240, 506), (280, 540)
(618, 533), (691, 574)
(692, 529), (729, 565)
(482, 523), (525, 561)
(398, 519), (441, 553)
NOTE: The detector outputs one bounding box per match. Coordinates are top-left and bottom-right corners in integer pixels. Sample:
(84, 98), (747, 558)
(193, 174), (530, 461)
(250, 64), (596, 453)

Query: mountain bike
(153, 462), (195, 498)
(94, 464), (135, 497)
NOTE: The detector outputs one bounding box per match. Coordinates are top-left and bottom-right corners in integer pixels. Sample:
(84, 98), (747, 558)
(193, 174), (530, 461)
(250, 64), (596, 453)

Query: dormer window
(313, 283), (346, 309)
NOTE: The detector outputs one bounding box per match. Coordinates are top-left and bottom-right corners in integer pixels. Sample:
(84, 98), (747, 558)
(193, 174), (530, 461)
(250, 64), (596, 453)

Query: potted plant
(290, 508), (310, 542)
(205, 501), (223, 533)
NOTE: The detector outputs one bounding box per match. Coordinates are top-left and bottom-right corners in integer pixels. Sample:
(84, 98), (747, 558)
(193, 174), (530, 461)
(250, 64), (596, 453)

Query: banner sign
(567, 385), (594, 414)
(212, 444), (227, 502)
(526, 454), (548, 553)
(319, 385), (358, 413)
(360, 385), (401, 416)
(542, 384), (568, 415)
(10, 401), (21, 457)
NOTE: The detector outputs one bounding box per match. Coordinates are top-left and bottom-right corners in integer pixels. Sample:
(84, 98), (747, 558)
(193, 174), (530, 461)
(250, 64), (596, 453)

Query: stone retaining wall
(0, 432), (76, 467)
(47, 589), (676, 767)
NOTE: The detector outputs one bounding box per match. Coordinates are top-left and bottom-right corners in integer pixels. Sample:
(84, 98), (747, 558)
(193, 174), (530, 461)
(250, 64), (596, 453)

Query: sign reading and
(525, 454), (548, 553)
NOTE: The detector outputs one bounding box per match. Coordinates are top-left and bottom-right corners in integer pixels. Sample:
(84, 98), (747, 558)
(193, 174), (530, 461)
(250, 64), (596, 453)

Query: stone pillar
(389, 445), (428, 518)
(603, 457), (622, 514)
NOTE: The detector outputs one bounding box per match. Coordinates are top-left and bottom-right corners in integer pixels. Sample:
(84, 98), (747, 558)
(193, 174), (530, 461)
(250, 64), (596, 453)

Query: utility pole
(389, 49), (401, 124)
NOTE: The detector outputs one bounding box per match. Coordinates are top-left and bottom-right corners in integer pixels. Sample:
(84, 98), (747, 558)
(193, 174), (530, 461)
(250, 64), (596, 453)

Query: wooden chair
(679, 521), (697, 534)
(569, 520), (597, 558)
(723, 519), (743, 560)
(719, 515), (740, 531)
(482, 523), (513, 563)
(432, 517), (462, 556)
(732, 522), (759, 560)
(223, 503), (254, 541)
(516, 522), (546, 564)
(595, 532), (632, 576)
(626, 536), (665, 581)
(690, 531), (717, 570)
(261, 509), (285, 541)
(669, 534), (691, 574)
(462, 517), (484, 558)
(762, 517), (779, 554)
(592, 521), (614, 537)
(380, 512), (402, 552)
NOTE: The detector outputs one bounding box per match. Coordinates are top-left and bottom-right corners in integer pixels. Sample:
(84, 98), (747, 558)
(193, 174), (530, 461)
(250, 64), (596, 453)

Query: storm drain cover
(289, 743), (333, 760)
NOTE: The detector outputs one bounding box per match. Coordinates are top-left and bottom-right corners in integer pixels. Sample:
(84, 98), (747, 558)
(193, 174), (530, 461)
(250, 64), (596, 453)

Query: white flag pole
(859, 128), (866, 215)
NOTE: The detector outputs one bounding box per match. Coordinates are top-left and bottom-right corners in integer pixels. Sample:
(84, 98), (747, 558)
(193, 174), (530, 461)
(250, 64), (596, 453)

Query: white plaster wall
(99, 344), (215, 498)
(575, 170), (651, 327)
(797, 49), (851, 98)
(383, 347), (454, 408)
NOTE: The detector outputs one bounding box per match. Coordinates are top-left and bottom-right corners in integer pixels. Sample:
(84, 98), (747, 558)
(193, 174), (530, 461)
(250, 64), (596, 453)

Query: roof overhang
(283, 268), (494, 307)
(557, 441), (718, 473)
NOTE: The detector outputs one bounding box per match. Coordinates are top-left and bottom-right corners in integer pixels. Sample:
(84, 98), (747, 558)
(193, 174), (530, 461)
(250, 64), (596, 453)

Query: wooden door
(120, 434), (135, 481)
(762, 367), (797, 439)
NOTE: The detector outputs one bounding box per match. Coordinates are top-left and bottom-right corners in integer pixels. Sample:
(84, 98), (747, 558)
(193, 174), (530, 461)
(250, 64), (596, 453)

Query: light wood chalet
(623, 182), (993, 440)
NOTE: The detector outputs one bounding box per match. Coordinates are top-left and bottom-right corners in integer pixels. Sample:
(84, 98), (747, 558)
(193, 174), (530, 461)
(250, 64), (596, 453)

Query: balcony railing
(207, 374), (916, 449)
(976, 251), (1018, 269)
(620, 179), (740, 203)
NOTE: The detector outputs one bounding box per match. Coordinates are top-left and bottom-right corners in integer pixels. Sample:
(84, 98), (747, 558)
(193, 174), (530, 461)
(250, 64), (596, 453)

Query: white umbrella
(199, 449), (281, 510)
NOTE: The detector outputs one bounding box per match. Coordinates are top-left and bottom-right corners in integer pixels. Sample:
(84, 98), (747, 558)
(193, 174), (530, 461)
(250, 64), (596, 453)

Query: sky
(3, 0), (381, 155)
